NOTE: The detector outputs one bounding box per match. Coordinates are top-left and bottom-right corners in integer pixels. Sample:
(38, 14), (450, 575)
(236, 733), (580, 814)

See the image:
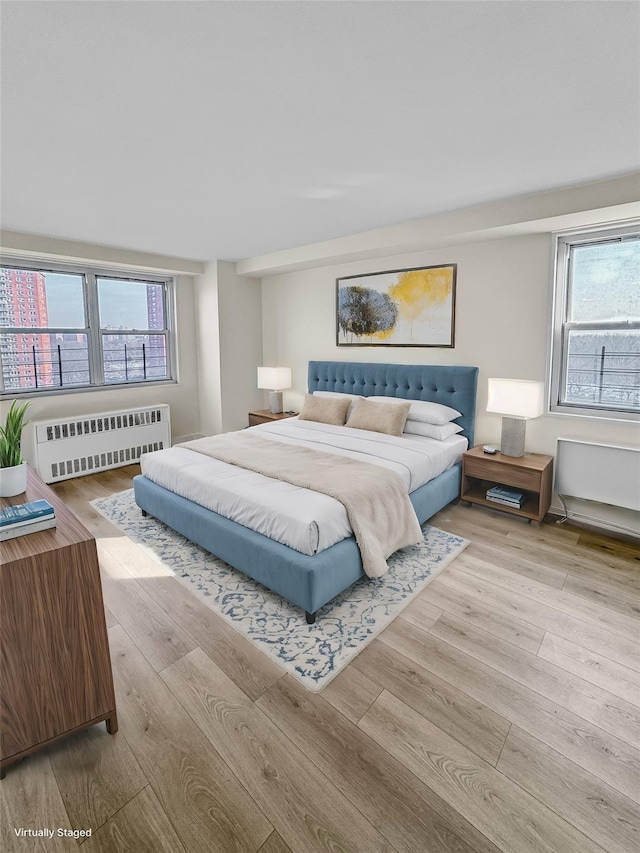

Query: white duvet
(140, 418), (467, 556)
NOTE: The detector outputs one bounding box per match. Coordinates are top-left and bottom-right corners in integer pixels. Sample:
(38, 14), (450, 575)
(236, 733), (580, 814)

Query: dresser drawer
(464, 456), (541, 491)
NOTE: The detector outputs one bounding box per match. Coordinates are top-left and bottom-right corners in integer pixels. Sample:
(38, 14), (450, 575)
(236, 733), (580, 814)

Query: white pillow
(403, 421), (464, 440)
(368, 396), (462, 425)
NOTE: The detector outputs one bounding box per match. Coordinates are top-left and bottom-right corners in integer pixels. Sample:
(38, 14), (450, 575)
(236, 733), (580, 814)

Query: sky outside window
(43, 273), (85, 326)
(97, 278), (162, 329)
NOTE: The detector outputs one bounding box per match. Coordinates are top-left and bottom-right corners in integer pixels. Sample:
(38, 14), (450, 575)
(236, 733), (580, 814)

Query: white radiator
(555, 438), (640, 512)
(32, 404), (171, 483)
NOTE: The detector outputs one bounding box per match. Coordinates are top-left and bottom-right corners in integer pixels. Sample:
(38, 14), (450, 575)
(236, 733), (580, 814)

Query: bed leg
(141, 510), (148, 517)
(305, 611), (316, 625)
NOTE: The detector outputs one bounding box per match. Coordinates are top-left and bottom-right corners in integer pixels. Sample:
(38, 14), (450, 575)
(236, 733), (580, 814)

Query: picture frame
(336, 263), (457, 347)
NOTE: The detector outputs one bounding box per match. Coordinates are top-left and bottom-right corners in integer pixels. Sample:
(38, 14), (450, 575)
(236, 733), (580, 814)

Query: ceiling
(2, 1), (638, 263)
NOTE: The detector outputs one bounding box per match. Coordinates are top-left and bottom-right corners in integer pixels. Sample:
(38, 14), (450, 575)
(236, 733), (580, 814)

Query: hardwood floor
(2, 464), (639, 853)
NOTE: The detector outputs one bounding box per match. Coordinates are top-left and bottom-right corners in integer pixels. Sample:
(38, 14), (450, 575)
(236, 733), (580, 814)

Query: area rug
(92, 490), (467, 691)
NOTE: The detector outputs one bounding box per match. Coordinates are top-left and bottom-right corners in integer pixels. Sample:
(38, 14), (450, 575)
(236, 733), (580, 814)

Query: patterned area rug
(93, 490), (467, 691)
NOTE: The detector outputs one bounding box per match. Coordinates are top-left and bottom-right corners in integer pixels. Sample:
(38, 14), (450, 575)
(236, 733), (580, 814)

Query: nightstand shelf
(461, 445), (553, 524)
(248, 409), (299, 427)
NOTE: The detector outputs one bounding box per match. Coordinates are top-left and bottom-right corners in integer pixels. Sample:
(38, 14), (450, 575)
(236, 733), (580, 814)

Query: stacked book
(0, 499), (57, 541)
(485, 484), (525, 508)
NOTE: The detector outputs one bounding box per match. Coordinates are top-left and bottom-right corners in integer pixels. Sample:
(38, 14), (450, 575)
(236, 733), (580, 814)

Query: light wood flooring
(2, 464), (639, 853)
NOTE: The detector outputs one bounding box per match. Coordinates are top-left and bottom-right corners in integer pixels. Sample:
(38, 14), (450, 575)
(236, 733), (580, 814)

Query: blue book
(0, 515), (57, 541)
(0, 499), (55, 528)
(486, 485), (525, 502)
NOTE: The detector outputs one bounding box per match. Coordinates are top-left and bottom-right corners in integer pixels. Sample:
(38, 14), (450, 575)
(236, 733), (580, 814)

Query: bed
(133, 361), (478, 622)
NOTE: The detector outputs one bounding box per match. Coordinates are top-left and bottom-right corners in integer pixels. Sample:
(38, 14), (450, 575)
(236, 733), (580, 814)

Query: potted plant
(0, 400), (31, 497)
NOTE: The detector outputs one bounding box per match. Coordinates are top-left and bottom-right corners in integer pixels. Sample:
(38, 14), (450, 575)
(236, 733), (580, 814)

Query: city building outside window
(0, 262), (175, 395)
(549, 223), (639, 420)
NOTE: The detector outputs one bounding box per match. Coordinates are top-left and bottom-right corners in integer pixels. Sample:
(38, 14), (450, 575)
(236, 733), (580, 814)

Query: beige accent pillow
(298, 393), (351, 426)
(346, 397), (411, 436)
(313, 390), (363, 418)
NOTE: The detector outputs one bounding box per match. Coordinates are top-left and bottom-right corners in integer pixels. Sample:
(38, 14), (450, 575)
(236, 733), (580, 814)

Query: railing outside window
(565, 346), (639, 409)
(0, 339), (169, 392)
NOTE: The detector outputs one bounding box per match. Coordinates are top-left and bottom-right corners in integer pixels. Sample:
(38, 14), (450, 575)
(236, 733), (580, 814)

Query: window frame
(0, 258), (177, 397)
(548, 221), (640, 422)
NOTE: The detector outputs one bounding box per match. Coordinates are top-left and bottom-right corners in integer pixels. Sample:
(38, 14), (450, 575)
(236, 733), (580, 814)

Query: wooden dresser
(1, 467), (117, 777)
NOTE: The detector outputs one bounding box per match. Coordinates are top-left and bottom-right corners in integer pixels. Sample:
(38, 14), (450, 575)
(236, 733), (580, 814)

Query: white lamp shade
(487, 378), (545, 419)
(257, 366), (291, 391)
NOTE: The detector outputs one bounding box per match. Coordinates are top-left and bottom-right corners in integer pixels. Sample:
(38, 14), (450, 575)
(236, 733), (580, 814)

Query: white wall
(1, 235), (263, 451)
(261, 231), (639, 535)
(0, 234), (203, 451)
(194, 262), (223, 436)
(194, 261), (263, 435)
(216, 261), (264, 432)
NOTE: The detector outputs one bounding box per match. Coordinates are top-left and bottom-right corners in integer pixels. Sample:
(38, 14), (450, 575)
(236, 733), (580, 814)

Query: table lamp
(257, 366), (292, 414)
(486, 378), (545, 457)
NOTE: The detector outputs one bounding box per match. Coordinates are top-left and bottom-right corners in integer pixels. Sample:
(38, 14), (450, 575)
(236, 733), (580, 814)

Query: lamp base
(500, 416), (526, 457)
(268, 390), (284, 414)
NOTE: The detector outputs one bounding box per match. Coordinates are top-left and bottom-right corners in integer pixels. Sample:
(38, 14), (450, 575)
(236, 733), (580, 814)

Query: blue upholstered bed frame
(133, 361), (478, 622)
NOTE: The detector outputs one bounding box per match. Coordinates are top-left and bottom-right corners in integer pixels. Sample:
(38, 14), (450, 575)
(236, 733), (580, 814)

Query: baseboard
(171, 433), (205, 445)
(548, 505), (640, 542)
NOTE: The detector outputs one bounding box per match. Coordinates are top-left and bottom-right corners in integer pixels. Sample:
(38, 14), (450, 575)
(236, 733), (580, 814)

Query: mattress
(140, 418), (467, 556)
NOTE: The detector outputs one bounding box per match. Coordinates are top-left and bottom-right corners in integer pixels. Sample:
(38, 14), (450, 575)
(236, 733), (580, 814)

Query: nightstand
(461, 445), (553, 525)
(248, 409), (298, 427)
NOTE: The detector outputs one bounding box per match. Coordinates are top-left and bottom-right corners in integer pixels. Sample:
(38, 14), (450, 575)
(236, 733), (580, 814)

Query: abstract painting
(336, 263), (456, 347)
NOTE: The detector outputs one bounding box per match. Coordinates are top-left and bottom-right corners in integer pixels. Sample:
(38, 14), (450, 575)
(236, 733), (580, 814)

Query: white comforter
(141, 418), (467, 555)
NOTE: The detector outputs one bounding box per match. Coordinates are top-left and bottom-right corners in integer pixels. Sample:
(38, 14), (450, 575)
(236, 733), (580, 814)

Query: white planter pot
(0, 462), (28, 497)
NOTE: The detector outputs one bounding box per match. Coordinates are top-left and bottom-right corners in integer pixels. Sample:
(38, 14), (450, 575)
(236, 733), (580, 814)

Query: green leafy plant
(0, 401), (31, 468)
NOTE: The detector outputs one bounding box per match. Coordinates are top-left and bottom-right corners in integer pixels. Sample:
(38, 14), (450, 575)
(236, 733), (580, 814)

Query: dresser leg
(106, 711), (119, 735)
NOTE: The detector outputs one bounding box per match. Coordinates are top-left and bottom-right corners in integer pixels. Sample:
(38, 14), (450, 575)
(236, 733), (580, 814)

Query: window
(549, 223), (640, 420)
(0, 262), (175, 395)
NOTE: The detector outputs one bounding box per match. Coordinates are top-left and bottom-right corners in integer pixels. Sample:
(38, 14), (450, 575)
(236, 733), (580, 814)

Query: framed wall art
(336, 263), (456, 347)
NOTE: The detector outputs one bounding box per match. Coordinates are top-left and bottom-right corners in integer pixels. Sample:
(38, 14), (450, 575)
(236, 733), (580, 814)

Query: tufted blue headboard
(308, 361), (479, 447)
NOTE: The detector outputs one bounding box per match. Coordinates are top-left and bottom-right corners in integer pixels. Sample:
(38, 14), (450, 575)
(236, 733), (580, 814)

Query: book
(486, 485), (525, 502)
(0, 510), (57, 531)
(0, 515), (57, 541)
(487, 495), (524, 508)
(0, 499), (55, 528)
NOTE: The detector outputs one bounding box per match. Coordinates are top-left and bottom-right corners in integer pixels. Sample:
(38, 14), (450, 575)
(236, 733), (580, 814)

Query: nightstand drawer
(248, 410), (299, 427)
(464, 456), (541, 491)
(248, 414), (270, 426)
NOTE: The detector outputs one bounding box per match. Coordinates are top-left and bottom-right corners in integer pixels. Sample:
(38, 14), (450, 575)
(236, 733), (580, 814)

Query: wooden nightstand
(248, 409), (299, 427)
(461, 445), (553, 525)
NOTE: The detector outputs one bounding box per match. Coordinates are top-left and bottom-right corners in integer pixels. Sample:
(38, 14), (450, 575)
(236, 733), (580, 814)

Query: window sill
(0, 378), (178, 400)
(548, 404), (640, 424)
